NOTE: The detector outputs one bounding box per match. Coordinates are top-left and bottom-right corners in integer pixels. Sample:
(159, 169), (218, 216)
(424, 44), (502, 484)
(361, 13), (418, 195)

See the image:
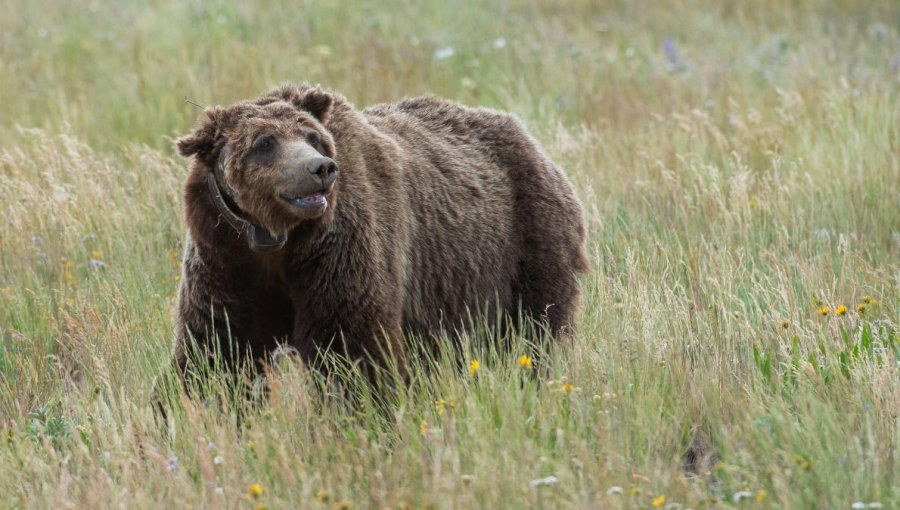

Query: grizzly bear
(173, 83), (587, 385)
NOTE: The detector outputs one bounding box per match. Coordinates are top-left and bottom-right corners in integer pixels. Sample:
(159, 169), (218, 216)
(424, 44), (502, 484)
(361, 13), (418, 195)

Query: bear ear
(266, 84), (335, 124)
(296, 88), (334, 124)
(175, 106), (226, 159)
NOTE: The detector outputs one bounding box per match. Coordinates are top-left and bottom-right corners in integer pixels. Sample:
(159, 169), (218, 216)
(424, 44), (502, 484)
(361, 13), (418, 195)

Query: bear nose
(306, 157), (338, 183)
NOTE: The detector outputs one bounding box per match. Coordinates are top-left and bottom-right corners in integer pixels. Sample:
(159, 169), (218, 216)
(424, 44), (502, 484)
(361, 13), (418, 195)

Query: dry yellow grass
(0, 0), (897, 508)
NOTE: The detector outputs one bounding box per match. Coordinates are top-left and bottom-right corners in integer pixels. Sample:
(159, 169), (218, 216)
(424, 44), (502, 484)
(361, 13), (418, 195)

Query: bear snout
(279, 156), (337, 197)
(305, 157), (338, 187)
(275, 156), (337, 218)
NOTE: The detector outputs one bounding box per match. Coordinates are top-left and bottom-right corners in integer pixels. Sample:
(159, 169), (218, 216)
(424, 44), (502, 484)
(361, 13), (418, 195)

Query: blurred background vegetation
(2, 0), (896, 151)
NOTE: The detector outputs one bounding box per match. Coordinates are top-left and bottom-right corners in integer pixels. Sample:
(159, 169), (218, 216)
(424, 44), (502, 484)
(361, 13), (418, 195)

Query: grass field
(0, 1), (898, 508)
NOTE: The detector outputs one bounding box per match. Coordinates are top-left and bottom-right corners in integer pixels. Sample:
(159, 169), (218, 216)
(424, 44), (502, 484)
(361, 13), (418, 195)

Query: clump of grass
(0, 0), (898, 508)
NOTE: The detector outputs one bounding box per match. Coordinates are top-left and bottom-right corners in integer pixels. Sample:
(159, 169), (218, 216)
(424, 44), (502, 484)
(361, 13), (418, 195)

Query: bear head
(176, 84), (339, 238)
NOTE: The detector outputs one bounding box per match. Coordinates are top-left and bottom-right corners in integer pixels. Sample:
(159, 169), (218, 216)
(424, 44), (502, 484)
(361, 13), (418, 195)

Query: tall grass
(0, 0), (897, 508)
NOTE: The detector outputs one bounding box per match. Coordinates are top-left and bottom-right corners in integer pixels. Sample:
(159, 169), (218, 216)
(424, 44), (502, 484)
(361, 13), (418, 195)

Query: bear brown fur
(173, 83), (588, 384)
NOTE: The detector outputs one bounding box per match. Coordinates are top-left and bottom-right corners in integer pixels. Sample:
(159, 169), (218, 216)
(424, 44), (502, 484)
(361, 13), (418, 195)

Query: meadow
(0, 0), (897, 508)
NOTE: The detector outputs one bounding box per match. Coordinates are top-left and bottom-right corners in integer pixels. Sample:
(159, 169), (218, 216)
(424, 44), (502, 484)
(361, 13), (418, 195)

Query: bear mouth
(279, 191), (328, 210)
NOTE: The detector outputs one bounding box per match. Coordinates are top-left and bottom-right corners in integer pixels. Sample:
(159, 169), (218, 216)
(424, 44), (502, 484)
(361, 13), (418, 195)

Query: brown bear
(173, 83), (587, 385)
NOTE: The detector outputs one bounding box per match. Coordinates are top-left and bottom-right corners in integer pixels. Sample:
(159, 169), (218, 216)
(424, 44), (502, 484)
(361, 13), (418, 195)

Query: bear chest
(252, 249), (289, 286)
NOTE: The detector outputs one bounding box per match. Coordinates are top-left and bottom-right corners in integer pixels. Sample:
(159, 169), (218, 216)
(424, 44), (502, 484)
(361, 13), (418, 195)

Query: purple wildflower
(663, 36), (687, 72)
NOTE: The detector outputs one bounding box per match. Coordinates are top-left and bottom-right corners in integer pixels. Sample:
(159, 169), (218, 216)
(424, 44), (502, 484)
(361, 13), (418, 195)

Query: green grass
(0, 0), (898, 508)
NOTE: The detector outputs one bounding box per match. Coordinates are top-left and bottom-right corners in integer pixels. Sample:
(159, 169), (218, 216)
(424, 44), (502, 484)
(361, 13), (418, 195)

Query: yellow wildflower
(90, 249), (103, 260)
(518, 354), (533, 369)
(834, 305), (847, 316)
(755, 489), (767, 502)
(860, 295), (873, 304)
(857, 303), (867, 314)
(434, 398), (455, 414)
(817, 306), (830, 316)
(59, 259), (76, 285)
(254, 504), (266, 510)
(316, 490), (330, 503)
(651, 494), (666, 507)
(780, 319), (790, 330)
(551, 376), (580, 395)
(469, 359), (480, 376)
(248, 483), (264, 498)
(793, 454), (811, 471)
(334, 500), (352, 510)
(419, 419), (428, 437)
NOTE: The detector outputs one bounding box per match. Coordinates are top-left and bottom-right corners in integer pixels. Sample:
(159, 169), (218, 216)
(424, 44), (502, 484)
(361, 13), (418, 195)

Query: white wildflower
(529, 475), (559, 488)
(733, 491), (753, 503)
(434, 47), (455, 60)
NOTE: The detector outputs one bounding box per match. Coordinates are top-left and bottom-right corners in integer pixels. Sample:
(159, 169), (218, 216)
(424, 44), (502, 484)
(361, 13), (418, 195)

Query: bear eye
(306, 131), (321, 148)
(252, 134), (277, 153)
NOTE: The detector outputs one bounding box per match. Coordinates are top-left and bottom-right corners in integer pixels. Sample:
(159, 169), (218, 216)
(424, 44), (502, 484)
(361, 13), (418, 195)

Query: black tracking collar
(206, 166), (287, 253)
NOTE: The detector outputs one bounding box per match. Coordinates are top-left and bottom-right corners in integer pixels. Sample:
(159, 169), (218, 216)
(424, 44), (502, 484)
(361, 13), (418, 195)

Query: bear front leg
(172, 249), (263, 396)
(292, 300), (408, 386)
